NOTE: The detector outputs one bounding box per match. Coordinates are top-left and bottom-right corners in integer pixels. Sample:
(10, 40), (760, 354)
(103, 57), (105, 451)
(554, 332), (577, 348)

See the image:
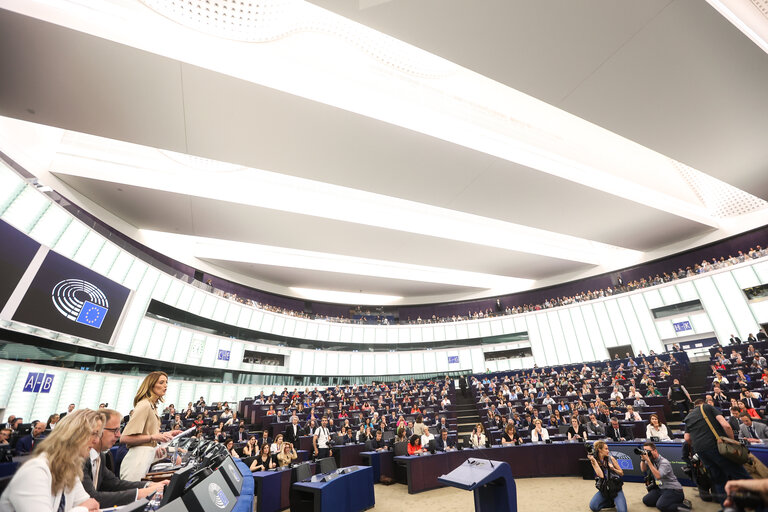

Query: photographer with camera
(638, 442), (689, 511)
(684, 399), (751, 507)
(587, 441), (627, 512)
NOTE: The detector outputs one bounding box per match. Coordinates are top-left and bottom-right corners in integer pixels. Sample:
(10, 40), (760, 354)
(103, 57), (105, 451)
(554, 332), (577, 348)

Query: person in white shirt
(0, 409), (101, 512)
(312, 416), (333, 460)
(270, 433), (285, 455)
(531, 419), (550, 443)
(624, 405), (642, 422)
(645, 414), (671, 441)
(420, 426), (435, 448)
(469, 423), (487, 448)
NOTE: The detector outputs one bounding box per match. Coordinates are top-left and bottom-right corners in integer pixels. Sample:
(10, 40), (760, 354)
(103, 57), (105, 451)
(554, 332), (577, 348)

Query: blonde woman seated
(277, 442), (298, 468)
(0, 409), (101, 512)
(270, 433), (285, 455)
(645, 414), (671, 441)
(624, 405), (641, 422)
(530, 419), (550, 443)
(469, 423), (487, 448)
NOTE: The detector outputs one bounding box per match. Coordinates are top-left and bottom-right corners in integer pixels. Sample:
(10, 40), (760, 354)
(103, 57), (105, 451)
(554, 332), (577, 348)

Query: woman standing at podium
(120, 371), (182, 480)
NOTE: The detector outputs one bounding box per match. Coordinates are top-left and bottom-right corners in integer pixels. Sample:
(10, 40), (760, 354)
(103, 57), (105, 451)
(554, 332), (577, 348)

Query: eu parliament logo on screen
(13, 250), (130, 344)
(52, 279), (109, 329)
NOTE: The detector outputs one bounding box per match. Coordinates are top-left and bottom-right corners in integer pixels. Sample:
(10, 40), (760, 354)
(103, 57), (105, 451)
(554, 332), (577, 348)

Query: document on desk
(98, 495), (150, 511)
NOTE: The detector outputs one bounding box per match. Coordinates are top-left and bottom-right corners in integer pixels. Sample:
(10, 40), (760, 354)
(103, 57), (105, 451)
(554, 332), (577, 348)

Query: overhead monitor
(0, 219), (41, 311)
(12, 250), (131, 344)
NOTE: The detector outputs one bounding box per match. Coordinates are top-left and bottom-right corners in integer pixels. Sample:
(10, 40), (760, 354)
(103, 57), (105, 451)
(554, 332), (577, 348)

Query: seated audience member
(435, 429), (456, 452)
(567, 416), (589, 441)
(738, 413), (768, 443)
(394, 427), (408, 444)
(624, 405), (642, 422)
(270, 433), (285, 455)
(82, 409), (167, 507)
(407, 434), (425, 455)
(586, 414), (606, 437)
(338, 426), (354, 445)
(607, 417), (628, 442)
(369, 430), (388, 451)
(276, 442), (297, 467)
(234, 424), (248, 443)
(420, 426), (435, 448)
(242, 436), (257, 457)
(531, 419), (550, 443)
(225, 439), (240, 459)
(0, 427), (11, 445)
(250, 444), (276, 471)
(0, 409), (101, 512)
(501, 424), (523, 446)
(259, 430), (271, 449)
(469, 423), (487, 448)
(645, 414), (671, 441)
(639, 441), (687, 512)
(355, 425), (369, 443)
(16, 420), (46, 454)
(46, 414), (61, 430)
(646, 385), (662, 397)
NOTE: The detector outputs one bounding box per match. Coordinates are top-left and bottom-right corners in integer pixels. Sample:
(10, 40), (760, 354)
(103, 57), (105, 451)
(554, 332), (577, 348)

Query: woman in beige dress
(120, 371), (182, 480)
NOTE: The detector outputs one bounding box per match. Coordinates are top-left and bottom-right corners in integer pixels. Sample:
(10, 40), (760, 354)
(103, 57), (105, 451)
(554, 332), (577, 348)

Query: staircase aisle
(454, 392), (482, 447)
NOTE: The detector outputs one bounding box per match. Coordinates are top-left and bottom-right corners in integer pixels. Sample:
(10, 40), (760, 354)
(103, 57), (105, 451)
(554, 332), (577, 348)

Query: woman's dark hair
(415, 414), (423, 423)
(409, 434), (421, 446)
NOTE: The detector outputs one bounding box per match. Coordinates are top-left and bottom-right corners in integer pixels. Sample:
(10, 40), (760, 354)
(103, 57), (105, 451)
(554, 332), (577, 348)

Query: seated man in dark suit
(15, 420), (44, 454)
(82, 409), (168, 507)
(368, 430), (388, 451)
(606, 417), (628, 442)
(283, 415), (304, 445)
(586, 414), (606, 438)
(434, 429), (456, 452)
(738, 413), (768, 444)
(234, 424), (248, 443)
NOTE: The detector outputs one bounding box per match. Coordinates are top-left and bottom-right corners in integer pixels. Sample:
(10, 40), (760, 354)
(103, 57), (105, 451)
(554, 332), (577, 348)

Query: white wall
(2, 161), (768, 377)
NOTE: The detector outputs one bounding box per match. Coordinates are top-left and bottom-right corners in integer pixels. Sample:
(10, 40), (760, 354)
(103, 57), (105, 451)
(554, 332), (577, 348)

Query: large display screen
(12, 250), (131, 344)
(0, 219), (41, 310)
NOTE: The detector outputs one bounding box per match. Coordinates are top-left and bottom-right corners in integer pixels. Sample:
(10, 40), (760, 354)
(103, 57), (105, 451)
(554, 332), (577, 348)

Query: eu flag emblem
(76, 301), (108, 328)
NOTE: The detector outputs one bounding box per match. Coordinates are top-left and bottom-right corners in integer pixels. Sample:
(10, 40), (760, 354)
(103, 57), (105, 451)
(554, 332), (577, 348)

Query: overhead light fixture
(707, 0), (768, 54)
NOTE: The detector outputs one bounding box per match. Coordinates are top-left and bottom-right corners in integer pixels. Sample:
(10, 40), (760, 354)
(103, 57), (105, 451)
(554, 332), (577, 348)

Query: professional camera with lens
(634, 447), (648, 456)
(723, 491), (765, 512)
(585, 442), (594, 455)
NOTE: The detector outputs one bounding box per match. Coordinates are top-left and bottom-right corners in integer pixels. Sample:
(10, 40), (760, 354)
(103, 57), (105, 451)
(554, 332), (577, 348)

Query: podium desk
(438, 459), (516, 512)
(290, 466), (374, 512)
(360, 450), (394, 482)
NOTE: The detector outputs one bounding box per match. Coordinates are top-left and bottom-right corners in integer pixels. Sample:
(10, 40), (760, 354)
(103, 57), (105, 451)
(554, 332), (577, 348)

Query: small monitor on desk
(159, 464), (195, 507)
(318, 456), (337, 474)
(294, 462), (312, 482)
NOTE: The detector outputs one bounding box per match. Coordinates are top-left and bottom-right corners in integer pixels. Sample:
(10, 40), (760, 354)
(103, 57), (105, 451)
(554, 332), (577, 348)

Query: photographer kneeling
(639, 442), (689, 512)
(587, 441), (627, 512)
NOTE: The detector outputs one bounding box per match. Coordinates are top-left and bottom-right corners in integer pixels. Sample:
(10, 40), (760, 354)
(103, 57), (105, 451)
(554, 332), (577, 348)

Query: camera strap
(699, 404), (721, 441)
